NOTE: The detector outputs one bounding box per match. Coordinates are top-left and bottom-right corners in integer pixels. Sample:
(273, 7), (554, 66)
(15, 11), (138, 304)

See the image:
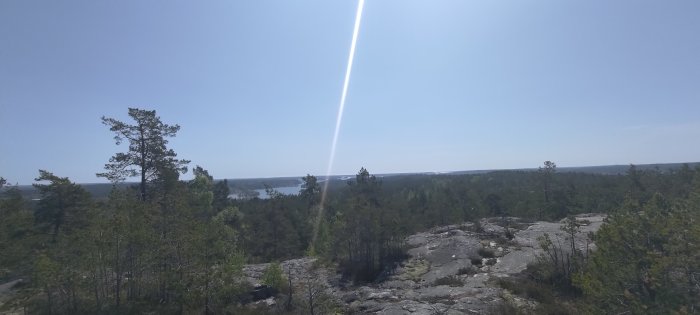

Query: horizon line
(7, 160), (699, 187)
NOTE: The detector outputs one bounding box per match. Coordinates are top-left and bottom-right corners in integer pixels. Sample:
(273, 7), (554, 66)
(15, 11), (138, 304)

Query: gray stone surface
(240, 214), (607, 314)
(0, 279), (23, 314)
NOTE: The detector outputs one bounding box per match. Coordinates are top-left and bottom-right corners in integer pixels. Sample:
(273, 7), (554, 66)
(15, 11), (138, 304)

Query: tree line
(1, 108), (698, 313)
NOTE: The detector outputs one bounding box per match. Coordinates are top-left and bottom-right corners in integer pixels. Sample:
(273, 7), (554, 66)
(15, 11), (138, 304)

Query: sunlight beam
(313, 0), (365, 246)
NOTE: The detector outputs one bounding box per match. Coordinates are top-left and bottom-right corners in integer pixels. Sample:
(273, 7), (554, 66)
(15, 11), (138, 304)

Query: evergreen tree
(576, 193), (700, 313)
(0, 186), (35, 278)
(33, 170), (92, 242)
(98, 108), (190, 201)
(300, 174), (321, 207)
(212, 179), (231, 212)
(189, 165), (215, 219)
(539, 161), (557, 203)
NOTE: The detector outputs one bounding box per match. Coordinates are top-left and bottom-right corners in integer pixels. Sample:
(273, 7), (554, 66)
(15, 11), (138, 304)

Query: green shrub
(470, 257), (483, 266)
(504, 228), (515, 240)
(473, 220), (484, 233)
(495, 236), (510, 245)
(494, 277), (555, 304)
(487, 300), (525, 315)
(457, 266), (476, 275)
(262, 262), (287, 291)
(478, 247), (496, 258)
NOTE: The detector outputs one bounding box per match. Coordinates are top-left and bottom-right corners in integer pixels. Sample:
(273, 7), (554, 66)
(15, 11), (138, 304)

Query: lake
(253, 185), (303, 199)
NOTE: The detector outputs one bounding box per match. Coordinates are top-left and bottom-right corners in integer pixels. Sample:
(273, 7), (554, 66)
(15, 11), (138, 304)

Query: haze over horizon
(2, 0), (700, 185)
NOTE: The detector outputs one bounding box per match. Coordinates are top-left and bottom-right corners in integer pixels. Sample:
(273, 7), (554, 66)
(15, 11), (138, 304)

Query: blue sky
(1, 0), (699, 184)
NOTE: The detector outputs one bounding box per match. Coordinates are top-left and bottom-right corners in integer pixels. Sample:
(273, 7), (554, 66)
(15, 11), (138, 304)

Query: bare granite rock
(239, 214), (606, 314)
(339, 214), (605, 314)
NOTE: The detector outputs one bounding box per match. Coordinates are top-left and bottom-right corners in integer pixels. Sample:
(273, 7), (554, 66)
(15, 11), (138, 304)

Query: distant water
(252, 176), (357, 199)
(254, 185), (303, 199)
(227, 176), (357, 200)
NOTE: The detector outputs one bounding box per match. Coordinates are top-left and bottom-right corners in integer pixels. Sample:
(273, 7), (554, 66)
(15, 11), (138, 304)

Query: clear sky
(1, 0), (699, 185)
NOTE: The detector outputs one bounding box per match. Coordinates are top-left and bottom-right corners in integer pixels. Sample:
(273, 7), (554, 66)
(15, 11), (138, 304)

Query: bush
(457, 266), (476, 275)
(495, 236), (510, 245)
(470, 257), (483, 266)
(487, 300), (525, 315)
(433, 276), (464, 287)
(504, 228), (515, 240)
(478, 247), (496, 258)
(494, 276), (555, 305)
(262, 262), (287, 292)
(494, 278), (519, 293)
(473, 220), (484, 233)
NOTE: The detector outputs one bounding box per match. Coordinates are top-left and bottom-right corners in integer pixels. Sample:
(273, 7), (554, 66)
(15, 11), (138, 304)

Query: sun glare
(313, 0), (366, 246)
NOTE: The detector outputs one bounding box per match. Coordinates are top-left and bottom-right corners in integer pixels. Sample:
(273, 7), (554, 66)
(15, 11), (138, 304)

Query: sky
(1, 0), (699, 185)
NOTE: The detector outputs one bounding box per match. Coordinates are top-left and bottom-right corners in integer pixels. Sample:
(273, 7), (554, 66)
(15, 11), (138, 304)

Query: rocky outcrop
(0, 279), (23, 314)
(241, 214), (606, 314)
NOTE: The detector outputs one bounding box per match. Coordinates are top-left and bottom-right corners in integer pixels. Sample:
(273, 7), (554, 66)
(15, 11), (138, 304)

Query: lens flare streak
(313, 0), (365, 244)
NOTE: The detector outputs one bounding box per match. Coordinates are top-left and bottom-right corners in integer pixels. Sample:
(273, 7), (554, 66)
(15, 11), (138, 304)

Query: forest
(1, 108), (698, 314)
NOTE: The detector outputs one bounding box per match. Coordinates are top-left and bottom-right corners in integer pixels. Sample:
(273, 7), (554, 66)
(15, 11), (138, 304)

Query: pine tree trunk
(45, 285), (53, 315)
(139, 128), (147, 201)
(115, 235), (121, 308)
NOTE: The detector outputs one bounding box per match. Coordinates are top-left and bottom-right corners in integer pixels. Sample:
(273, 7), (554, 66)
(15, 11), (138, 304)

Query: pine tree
(33, 170), (92, 241)
(98, 108), (190, 201)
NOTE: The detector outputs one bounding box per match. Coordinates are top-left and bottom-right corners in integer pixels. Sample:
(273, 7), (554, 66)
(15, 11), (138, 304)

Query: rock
(430, 224), (462, 234)
(0, 279), (24, 311)
(449, 229), (466, 237)
(415, 285), (456, 302)
(407, 234), (429, 248)
(238, 215), (606, 315)
(380, 279), (415, 290)
(341, 291), (360, 303)
(352, 299), (382, 312)
(367, 291), (394, 300)
(252, 296), (276, 307)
